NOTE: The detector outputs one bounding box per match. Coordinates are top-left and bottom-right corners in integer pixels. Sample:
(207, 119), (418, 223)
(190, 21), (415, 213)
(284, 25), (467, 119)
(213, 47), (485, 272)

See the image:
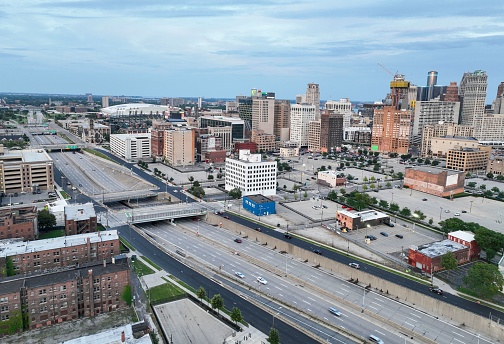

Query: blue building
(243, 194), (276, 216)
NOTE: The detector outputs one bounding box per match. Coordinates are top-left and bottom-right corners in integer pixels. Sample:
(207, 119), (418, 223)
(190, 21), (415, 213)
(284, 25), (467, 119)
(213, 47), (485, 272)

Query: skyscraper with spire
(459, 70), (487, 126)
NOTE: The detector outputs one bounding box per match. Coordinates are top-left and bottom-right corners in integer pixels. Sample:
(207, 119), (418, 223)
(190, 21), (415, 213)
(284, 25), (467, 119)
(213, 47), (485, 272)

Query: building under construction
(371, 73), (412, 154)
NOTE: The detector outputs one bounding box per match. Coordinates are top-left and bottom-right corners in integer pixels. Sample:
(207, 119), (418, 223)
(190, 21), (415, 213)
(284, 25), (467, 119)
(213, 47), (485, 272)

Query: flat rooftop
(0, 148), (52, 163)
(64, 322), (151, 344)
(65, 202), (96, 221)
(0, 230), (118, 258)
(358, 210), (389, 221)
(416, 239), (467, 258)
(405, 166), (461, 176)
(245, 194), (273, 204)
(449, 230), (475, 242)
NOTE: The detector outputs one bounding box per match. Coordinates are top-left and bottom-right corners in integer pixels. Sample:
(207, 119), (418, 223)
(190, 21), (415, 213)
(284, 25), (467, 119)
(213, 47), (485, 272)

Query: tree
(5, 257), (15, 276)
(228, 188), (242, 199)
(479, 184), (486, 191)
(37, 209), (56, 231)
(327, 190), (337, 201)
(491, 186), (500, 193)
(207, 174), (214, 180)
(230, 307), (243, 325)
(268, 328), (280, 344)
(397, 172), (404, 179)
(190, 186), (206, 198)
(193, 180), (201, 187)
(346, 174), (354, 181)
(416, 158), (423, 164)
(389, 203), (400, 212)
(217, 173), (223, 179)
(439, 218), (466, 233)
(413, 210), (426, 220)
(474, 226), (504, 261)
(467, 181), (477, 188)
(196, 286), (206, 303)
(424, 158), (431, 165)
(399, 207), (411, 217)
(428, 218), (434, 225)
(303, 191), (308, 200)
(379, 200), (389, 209)
(363, 176), (368, 183)
(497, 175), (504, 181)
(487, 172), (494, 179)
(293, 193), (299, 200)
(211, 294), (224, 315)
(369, 183), (376, 190)
(431, 160), (440, 166)
(463, 263), (504, 299)
(484, 190), (493, 198)
(386, 181), (392, 188)
(362, 185), (368, 191)
(441, 252), (458, 277)
(340, 188), (346, 196)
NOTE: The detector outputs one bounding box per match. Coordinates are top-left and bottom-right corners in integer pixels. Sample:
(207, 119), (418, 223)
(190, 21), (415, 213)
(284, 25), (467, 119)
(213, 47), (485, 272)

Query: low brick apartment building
(64, 202), (97, 236)
(0, 256), (130, 335)
(0, 230), (120, 276)
(0, 205), (37, 241)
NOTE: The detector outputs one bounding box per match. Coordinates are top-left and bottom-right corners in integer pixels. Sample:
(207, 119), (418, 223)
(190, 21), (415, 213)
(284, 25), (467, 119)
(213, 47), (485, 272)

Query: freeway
(139, 219), (494, 344)
(116, 225), (322, 344)
(93, 148), (504, 324)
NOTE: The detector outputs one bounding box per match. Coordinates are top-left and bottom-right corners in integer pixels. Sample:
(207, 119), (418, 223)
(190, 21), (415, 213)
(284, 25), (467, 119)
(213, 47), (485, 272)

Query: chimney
(112, 257), (115, 265)
(103, 259), (106, 267)
(121, 330), (125, 343)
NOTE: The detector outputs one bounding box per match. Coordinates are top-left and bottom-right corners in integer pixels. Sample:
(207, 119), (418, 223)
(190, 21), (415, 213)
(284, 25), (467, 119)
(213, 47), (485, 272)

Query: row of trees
(466, 182), (504, 199)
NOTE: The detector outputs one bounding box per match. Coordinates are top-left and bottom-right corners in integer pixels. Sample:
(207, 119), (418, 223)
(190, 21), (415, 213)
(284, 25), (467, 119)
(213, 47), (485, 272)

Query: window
(39, 289), (46, 295)
(0, 306), (8, 312)
(40, 297), (47, 304)
(60, 285), (67, 291)
(1, 315), (9, 321)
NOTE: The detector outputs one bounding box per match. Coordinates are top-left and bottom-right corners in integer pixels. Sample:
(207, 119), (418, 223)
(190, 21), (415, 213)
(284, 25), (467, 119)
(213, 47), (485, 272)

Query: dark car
(313, 249), (322, 255)
(462, 210), (467, 213)
(234, 238), (242, 243)
(223, 216), (229, 219)
(255, 227), (262, 232)
(365, 235), (377, 241)
(380, 232), (389, 237)
(395, 234), (404, 239)
(284, 233), (292, 239)
(430, 287), (443, 295)
(385, 222), (395, 227)
(422, 198), (428, 201)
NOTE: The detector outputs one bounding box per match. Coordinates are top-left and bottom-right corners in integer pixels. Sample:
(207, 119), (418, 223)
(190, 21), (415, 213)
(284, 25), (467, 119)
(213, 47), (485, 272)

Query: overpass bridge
(124, 204), (207, 224)
(97, 190), (159, 203)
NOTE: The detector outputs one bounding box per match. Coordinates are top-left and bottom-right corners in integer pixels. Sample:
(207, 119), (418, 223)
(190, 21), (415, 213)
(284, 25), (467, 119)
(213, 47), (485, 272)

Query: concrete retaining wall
(207, 213), (504, 340)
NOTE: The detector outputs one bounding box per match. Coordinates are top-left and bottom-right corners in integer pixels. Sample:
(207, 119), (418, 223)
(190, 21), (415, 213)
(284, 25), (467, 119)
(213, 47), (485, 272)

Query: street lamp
(439, 207), (443, 220)
(470, 200), (473, 213)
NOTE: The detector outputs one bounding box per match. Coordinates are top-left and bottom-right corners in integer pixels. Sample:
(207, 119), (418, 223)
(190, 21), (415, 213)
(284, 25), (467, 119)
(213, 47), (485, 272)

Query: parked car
(454, 212), (460, 216)
(395, 234), (404, 239)
(444, 209), (450, 213)
(234, 238), (242, 243)
(422, 198), (428, 201)
(385, 222), (395, 227)
(461, 210), (467, 213)
(328, 307), (342, 316)
(313, 249), (322, 255)
(284, 233), (292, 239)
(429, 287), (443, 295)
(380, 231), (389, 237)
(223, 216), (229, 219)
(235, 272), (245, 279)
(257, 277), (268, 285)
(349, 262), (360, 269)
(365, 235), (377, 241)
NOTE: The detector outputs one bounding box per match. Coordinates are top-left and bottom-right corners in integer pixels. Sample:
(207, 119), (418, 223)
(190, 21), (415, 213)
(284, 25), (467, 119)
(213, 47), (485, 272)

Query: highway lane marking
(335, 291), (344, 295)
(368, 306), (378, 311)
(280, 283), (288, 288)
(307, 296), (317, 302)
(375, 330), (385, 336)
(406, 317), (417, 322)
(409, 313), (422, 318)
(371, 301), (382, 306)
(404, 322), (414, 327)
(453, 332), (465, 338)
(274, 286), (282, 290)
(341, 288), (350, 293)
(302, 300), (311, 305)
(293, 301), (297, 304)
(452, 339), (465, 344)
(307, 308), (312, 312)
(323, 317), (328, 321)
(278, 294), (283, 297)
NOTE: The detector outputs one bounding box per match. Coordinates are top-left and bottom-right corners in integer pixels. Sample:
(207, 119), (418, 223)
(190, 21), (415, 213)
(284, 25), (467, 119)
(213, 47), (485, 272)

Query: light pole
(439, 207), (443, 220)
(470, 200), (473, 213)
(391, 192), (394, 204)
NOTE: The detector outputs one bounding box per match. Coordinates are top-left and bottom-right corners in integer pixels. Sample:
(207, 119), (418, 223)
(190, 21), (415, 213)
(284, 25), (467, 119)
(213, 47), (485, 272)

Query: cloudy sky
(1, 0), (503, 101)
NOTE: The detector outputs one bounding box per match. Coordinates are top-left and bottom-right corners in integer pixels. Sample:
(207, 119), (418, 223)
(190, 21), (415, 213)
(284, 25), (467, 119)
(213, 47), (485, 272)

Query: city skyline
(1, 1), (503, 101)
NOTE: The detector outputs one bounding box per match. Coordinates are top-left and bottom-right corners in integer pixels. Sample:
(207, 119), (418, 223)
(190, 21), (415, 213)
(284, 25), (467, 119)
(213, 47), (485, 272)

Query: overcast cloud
(1, 0), (503, 101)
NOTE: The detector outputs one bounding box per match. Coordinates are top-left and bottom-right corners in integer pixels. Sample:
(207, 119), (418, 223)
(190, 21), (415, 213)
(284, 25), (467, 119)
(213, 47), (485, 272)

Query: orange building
(371, 106), (411, 154)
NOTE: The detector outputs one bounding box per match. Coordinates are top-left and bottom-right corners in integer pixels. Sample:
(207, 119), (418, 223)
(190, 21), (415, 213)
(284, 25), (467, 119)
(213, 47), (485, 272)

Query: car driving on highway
(256, 277), (267, 284)
(235, 272), (245, 279)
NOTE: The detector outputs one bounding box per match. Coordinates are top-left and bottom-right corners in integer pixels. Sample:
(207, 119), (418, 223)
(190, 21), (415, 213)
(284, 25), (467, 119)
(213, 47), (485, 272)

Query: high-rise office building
(324, 98), (352, 129)
(371, 74), (411, 154)
(442, 82), (459, 102)
(320, 111), (343, 153)
(459, 70), (487, 126)
(306, 83), (320, 116)
(290, 103), (317, 147)
(251, 98), (275, 136)
(493, 82), (504, 114)
(412, 100), (460, 140)
(164, 128), (195, 166)
(274, 100), (290, 142)
(101, 96), (109, 108)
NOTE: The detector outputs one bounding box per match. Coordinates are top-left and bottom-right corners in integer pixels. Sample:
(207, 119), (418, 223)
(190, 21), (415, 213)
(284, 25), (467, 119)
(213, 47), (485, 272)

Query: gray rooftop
(406, 165), (461, 176)
(0, 148), (52, 163)
(416, 239), (467, 258)
(245, 194), (274, 204)
(65, 202), (96, 221)
(0, 230), (118, 258)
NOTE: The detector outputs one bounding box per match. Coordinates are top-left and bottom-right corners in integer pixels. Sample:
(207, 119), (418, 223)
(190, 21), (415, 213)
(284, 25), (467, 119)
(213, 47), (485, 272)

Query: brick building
(448, 230), (480, 260)
(317, 171), (346, 188)
(445, 146), (492, 173)
(487, 155), (504, 176)
(234, 142), (257, 153)
(403, 166), (465, 197)
(336, 209), (390, 231)
(0, 205), (37, 241)
(0, 257), (130, 334)
(0, 231), (120, 276)
(408, 239), (469, 273)
(64, 203), (97, 236)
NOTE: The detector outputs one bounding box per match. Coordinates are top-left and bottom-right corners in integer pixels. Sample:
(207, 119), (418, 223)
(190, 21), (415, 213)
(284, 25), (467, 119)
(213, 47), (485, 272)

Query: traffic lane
(117, 225), (318, 344)
(219, 212), (504, 320)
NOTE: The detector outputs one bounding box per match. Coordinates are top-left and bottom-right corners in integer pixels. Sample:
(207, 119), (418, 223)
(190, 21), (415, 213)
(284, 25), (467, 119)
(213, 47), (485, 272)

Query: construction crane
(378, 63), (409, 109)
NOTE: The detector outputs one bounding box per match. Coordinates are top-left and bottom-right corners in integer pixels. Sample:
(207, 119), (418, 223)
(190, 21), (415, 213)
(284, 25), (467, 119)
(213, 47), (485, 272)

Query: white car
(454, 212), (460, 216)
(256, 277), (268, 285)
(235, 272), (245, 279)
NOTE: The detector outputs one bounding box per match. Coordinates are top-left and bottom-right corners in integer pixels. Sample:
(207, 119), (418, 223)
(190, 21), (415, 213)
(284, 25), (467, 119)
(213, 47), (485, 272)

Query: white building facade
(325, 98), (353, 129)
(110, 133), (151, 160)
(290, 104), (317, 147)
(225, 150), (277, 197)
(412, 100), (460, 139)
